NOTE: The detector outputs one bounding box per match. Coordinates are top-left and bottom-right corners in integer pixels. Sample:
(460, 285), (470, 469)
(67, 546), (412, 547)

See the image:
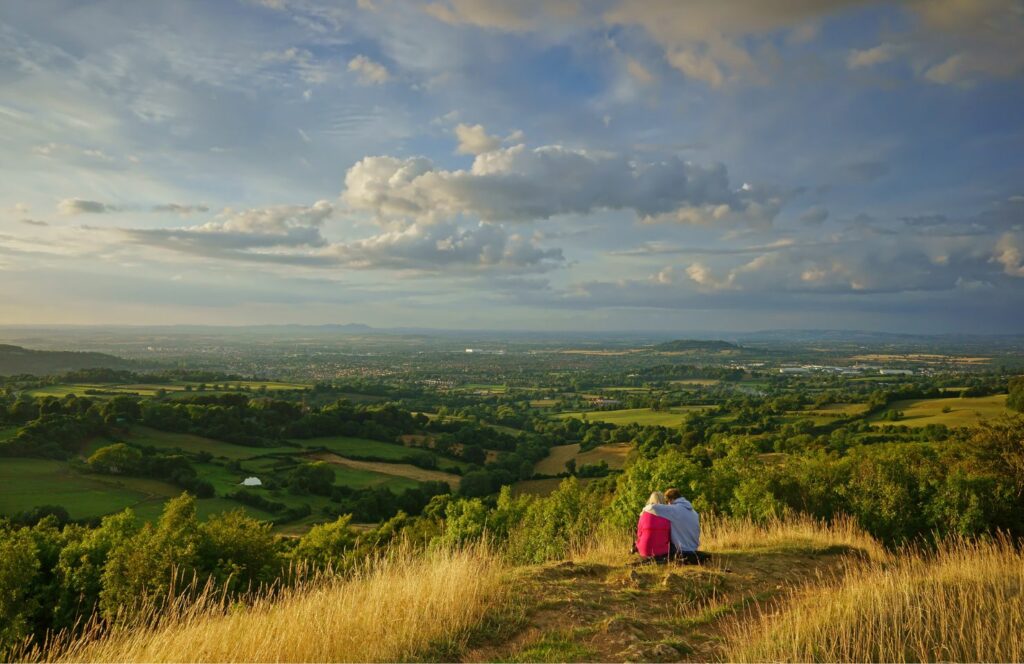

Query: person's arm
(644, 503), (673, 517)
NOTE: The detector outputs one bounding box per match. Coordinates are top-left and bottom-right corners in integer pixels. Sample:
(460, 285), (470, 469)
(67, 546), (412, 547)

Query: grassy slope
(534, 443), (631, 475)
(27, 516), (1023, 662)
(868, 394), (1008, 427)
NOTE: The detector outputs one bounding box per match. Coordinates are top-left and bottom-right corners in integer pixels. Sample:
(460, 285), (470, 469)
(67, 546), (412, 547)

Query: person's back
(636, 510), (671, 558)
(644, 491), (700, 554)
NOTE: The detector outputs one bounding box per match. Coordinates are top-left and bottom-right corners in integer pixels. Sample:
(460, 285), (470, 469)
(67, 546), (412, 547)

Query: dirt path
(463, 546), (859, 662)
(308, 452), (461, 488)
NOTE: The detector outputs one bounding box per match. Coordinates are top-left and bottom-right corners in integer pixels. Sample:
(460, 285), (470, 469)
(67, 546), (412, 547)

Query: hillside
(654, 339), (740, 352)
(0, 344), (135, 376)
(27, 515), (1024, 663)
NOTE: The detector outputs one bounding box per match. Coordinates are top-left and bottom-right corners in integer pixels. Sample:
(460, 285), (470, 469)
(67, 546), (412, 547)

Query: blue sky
(1, 0), (1023, 333)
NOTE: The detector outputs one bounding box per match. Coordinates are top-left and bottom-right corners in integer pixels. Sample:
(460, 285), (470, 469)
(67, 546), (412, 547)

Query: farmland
(27, 379), (308, 399)
(308, 452), (460, 488)
(556, 406), (711, 427)
(869, 394), (1010, 428)
(534, 443), (631, 476)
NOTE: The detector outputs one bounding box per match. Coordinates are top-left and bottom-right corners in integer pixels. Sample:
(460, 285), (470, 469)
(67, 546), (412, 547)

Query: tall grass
(572, 512), (887, 565)
(702, 512), (888, 561)
(30, 543), (505, 663)
(724, 535), (1024, 662)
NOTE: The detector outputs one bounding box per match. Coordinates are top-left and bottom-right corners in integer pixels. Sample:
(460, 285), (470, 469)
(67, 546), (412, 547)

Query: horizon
(2, 1), (1024, 333)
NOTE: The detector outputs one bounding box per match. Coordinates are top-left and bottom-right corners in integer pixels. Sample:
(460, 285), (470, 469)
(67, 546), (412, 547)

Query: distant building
(880, 369), (914, 375)
(240, 476), (262, 487)
(779, 367), (810, 374)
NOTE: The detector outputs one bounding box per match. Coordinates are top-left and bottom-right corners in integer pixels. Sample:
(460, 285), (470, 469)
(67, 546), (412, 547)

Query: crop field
(556, 406), (711, 427)
(308, 452), (458, 488)
(869, 394), (1009, 428)
(670, 379), (721, 387)
(534, 443), (631, 475)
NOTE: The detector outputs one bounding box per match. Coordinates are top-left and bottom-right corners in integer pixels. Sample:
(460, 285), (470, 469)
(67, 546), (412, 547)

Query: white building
(240, 476), (263, 487)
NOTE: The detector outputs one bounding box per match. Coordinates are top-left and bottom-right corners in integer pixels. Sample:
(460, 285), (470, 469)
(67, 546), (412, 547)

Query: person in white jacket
(642, 488), (708, 564)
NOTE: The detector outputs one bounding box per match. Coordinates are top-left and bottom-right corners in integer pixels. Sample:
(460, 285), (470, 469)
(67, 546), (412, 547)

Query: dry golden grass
(32, 544), (505, 663)
(702, 513), (888, 561)
(724, 535), (1024, 662)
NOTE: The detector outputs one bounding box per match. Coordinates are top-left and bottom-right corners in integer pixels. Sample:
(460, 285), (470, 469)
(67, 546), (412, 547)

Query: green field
(0, 425), (18, 442)
(787, 403), (869, 425)
(122, 427), (301, 460)
(869, 394), (1010, 428)
(556, 406), (711, 427)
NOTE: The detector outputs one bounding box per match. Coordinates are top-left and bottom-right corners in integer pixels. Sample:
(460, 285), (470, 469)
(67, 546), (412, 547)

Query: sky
(1, 0), (1023, 334)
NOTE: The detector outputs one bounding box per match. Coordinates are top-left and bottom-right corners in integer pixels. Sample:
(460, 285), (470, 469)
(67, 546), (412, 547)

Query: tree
(199, 510), (282, 593)
(87, 443), (142, 475)
(0, 527), (40, 654)
(291, 515), (356, 568)
(288, 462), (335, 496)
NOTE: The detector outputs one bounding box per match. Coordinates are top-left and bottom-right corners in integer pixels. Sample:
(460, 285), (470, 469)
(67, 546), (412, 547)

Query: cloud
(119, 201), (334, 264)
(20, 219), (49, 227)
(347, 54), (391, 84)
(603, 0), (868, 86)
(847, 43), (895, 69)
(994, 232), (1024, 277)
(58, 199), (118, 215)
(152, 204), (211, 215)
(262, 47), (330, 85)
(422, 0), (583, 31)
(454, 123), (502, 155)
(799, 205), (829, 225)
(330, 221), (564, 272)
(343, 143), (781, 227)
(115, 200), (560, 274)
(625, 56), (655, 85)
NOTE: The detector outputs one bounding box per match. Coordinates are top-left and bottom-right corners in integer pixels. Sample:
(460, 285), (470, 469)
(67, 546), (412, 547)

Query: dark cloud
(58, 199), (118, 215)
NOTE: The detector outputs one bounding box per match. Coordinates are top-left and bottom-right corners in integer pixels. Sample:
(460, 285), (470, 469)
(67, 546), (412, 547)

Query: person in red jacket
(634, 491), (672, 561)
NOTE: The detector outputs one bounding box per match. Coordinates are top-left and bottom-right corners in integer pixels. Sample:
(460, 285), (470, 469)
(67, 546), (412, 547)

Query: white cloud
(454, 123), (501, 155)
(343, 143), (779, 227)
(994, 232), (1024, 277)
(422, 0), (583, 31)
(347, 54), (391, 84)
(625, 56), (655, 85)
(847, 43), (895, 69)
(152, 203), (211, 215)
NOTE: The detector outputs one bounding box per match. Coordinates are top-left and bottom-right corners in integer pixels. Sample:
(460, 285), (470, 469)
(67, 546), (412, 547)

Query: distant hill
(654, 339), (740, 352)
(0, 344), (134, 376)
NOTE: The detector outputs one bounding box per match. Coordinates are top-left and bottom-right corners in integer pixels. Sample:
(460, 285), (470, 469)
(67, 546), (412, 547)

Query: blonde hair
(646, 491), (667, 506)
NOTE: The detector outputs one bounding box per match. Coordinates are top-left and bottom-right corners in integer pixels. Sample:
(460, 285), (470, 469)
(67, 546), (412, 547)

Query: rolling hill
(0, 344), (135, 377)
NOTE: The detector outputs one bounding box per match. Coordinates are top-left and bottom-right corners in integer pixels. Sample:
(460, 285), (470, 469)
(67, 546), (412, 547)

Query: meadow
(28, 380), (309, 399)
(869, 394), (1009, 427)
(556, 406), (710, 427)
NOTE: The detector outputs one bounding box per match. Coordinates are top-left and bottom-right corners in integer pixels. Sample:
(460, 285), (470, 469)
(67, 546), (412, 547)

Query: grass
(28, 381), (310, 399)
(0, 424), (18, 441)
(32, 544), (506, 663)
(533, 443), (631, 475)
(309, 452), (459, 488)
(556, 406), (710, 427)
(511, 477), (597, 497)
(123, 427), (300, 460)
(869, 394), (1009, 428)
(723, 536), (1024, 662)
(0, 458), (166, 519)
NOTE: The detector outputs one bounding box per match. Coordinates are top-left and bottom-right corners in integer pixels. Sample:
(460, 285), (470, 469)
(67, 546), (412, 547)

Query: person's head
(664, 488), (681, 502)
(645, 491), (667, 506)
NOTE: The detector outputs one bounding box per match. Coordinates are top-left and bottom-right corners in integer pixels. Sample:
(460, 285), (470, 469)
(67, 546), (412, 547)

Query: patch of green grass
(505, 630), (597, 663)
(0, 425), (19, 442)
(0, 458), (169, 520)
(299, 435), (470, 471)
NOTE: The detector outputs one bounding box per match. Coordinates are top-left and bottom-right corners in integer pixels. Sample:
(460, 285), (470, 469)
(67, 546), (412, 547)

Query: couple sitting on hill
(633, 488), (709, 565)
